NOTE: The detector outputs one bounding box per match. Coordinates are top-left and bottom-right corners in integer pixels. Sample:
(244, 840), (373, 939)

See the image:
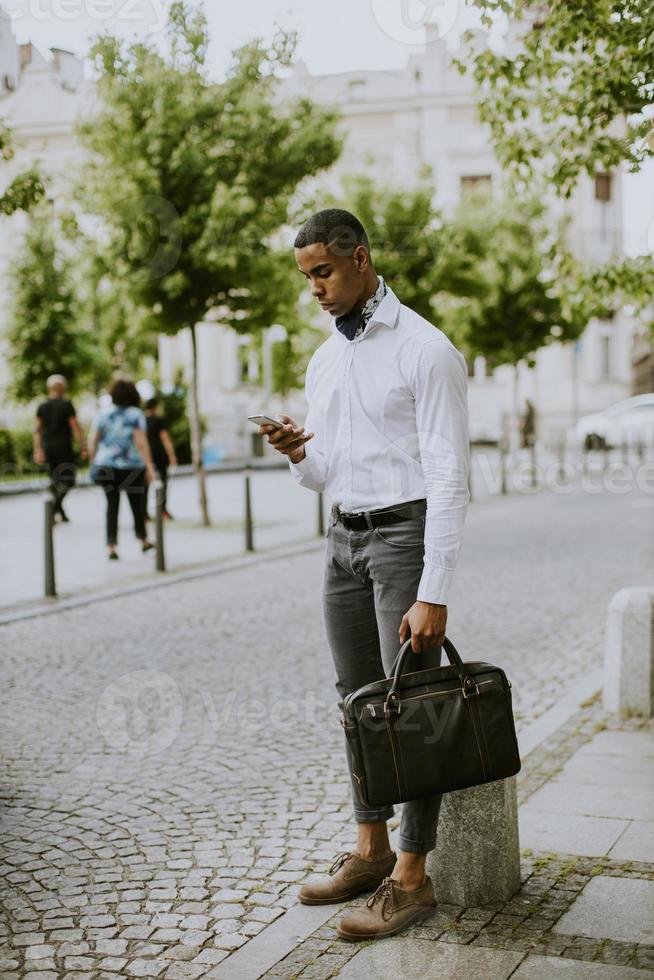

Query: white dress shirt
(289, 284), (470, 605)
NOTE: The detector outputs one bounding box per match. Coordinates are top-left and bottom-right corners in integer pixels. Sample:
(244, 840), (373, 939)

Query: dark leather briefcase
(340, 635), (521, 808)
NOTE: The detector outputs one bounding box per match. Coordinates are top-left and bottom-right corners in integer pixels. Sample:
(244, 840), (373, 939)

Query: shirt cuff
(416, 564), (455, 606)
(288, 445), (314, 476)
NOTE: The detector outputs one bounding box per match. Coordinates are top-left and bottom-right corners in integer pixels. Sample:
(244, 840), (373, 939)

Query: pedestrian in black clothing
(144, 397), (177, 520)
(33, 374), (87, 522)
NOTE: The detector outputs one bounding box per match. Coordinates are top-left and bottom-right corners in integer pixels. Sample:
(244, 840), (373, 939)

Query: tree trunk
(513, 362), (521, 453)
(189, 322), (210, 526)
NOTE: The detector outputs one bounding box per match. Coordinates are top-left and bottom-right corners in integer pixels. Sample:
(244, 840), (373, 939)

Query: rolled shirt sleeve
(413, 339), (470, 605)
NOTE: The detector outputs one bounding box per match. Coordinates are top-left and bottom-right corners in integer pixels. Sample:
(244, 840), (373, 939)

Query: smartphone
(248, 415), (285, 429)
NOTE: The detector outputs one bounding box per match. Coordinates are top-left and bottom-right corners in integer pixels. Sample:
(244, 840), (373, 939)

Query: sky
(5, 0), (481, 74)
(4, 0), (653, 255)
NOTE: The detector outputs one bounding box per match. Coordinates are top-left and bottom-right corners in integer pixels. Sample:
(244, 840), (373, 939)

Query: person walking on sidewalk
(262, 209), (470, 941)
(33, 374), (87, 523)
(144, 397), (177, 521)
(89, 379), (156, 560)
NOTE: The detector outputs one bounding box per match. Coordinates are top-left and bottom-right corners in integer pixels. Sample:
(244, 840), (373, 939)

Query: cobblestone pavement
(0, 485), (652, 977)
(263, 705), (654, 979)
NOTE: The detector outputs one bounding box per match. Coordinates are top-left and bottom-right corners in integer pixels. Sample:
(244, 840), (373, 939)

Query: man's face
(295, 242), (370, 318)
(48, 383), (66, 398)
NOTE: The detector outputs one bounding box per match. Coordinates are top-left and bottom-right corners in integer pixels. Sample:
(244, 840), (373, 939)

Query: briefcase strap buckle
(462, 676), (480, 699)
(384, 694), (401, 716)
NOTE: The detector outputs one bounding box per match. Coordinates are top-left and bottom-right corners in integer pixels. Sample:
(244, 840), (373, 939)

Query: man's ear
(354, 245), (370, 272)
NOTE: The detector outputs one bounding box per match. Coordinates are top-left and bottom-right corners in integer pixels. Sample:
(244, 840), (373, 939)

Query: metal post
(244, 471), (254, 552)
(44, 496), (56, 598)
(500, 438), (508, 496)
(558, 441), (566, 482)
(317, 491), (325, 537)
(529, 442), (537, 489)
(155, 482), (166, 572)
(468, 444), (473, 502)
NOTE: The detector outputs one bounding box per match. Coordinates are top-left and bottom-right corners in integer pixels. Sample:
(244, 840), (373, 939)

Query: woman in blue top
(90, 379), (156, 559)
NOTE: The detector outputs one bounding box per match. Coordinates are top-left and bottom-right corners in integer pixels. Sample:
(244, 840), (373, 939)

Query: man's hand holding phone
(254, 414), (314, 463)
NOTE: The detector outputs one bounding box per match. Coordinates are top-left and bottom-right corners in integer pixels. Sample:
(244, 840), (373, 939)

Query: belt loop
(364, 513), (374, 531)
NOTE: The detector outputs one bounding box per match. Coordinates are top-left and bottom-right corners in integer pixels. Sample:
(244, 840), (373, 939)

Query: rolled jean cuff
(397, 834), (436, 854)
(354, 806), (394, 823)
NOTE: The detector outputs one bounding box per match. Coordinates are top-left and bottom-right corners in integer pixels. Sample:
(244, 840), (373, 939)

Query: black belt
(331, 498), (427, 531)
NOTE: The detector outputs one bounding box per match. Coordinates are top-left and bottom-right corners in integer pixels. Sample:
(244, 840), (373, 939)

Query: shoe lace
(328, 851), (352, 876)
(366, 876), (396, 921)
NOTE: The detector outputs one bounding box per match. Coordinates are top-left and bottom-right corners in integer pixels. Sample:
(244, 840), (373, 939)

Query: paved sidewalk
(247, 702), (653, 980)
(2, 446), (629, 612)
(0, 468), (320, 611)
(0, 485), (652, 978)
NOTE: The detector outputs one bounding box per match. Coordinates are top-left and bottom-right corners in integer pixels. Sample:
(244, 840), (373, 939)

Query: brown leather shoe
(336, 875), (436, 940)
(298, 851), (397, 905)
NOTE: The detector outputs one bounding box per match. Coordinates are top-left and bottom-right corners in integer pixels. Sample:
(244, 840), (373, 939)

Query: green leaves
(78, 11), (341, 341)
(0, 123), (46, 217)
(326, 175), (601, 369)
(467, 0), (654, 195)
(7, 205), (98, 401)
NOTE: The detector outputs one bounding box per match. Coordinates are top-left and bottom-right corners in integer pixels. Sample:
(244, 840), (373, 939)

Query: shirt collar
(330, 282), (400, 339)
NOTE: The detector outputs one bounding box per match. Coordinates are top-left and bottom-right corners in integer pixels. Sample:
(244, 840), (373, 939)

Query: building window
(600, 335), (611, 379)
(595, 173), (612, 202)
(237, 338), (253, 384)
(348, 79), (366, 99)
(460, 175), (492, 195)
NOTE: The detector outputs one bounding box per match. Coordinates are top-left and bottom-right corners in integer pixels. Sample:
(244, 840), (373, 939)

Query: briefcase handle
(386, 635), (474, 713)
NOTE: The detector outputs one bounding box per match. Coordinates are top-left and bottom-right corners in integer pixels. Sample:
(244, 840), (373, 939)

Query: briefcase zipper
(366, 679), (496, 717)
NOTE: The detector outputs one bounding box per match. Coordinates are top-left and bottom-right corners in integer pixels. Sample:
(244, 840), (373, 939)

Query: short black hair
(109, 379), (141, 408)
(145, 397), (159, 410)
(294, 208), (370, 258)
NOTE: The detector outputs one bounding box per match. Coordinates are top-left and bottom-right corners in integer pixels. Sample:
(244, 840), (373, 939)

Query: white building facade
(0, 13), (639, 453)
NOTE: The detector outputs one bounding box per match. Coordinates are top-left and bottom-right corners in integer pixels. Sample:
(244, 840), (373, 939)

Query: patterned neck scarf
(335, 276), (388, 341)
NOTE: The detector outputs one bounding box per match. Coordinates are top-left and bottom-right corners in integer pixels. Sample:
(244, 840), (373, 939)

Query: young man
(262, 209), (470, 941)
(144, 397), (177, 520)
(33, 374), (87, 523)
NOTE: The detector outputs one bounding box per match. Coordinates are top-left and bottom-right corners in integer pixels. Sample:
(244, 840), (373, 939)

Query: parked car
(575, 394), (654, 450)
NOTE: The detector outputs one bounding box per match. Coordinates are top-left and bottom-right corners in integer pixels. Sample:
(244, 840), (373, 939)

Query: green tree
(77, 247), (158, 388)
(342, 173), (444, 321)
(78, 2), (341, 524)
(459, 1), (654, 326)
(325, 177), (602, 433)
(463, 0), (654, 195)
(6, 204), (96, 402)
(0, 122), (45, 216)
(434, 190), (606, 433)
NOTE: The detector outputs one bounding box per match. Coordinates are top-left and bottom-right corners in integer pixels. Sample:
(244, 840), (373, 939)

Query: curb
(203, 671), (606, 980)
(0, 537), (325, 626)
(0, 458), (288, 497)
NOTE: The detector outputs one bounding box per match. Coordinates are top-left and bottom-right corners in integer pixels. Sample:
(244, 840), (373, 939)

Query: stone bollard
(426, 777), (521, 907)
(604, 587), (654, 718)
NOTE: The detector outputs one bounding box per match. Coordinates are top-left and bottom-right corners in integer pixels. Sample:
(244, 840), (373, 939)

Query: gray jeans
(322, 507), (443, 854)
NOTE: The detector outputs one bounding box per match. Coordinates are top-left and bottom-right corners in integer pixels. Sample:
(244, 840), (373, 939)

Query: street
(0, 484), (652, 975)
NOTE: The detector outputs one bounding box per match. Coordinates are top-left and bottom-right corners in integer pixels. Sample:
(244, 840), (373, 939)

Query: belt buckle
(348, 508), (374, 530)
